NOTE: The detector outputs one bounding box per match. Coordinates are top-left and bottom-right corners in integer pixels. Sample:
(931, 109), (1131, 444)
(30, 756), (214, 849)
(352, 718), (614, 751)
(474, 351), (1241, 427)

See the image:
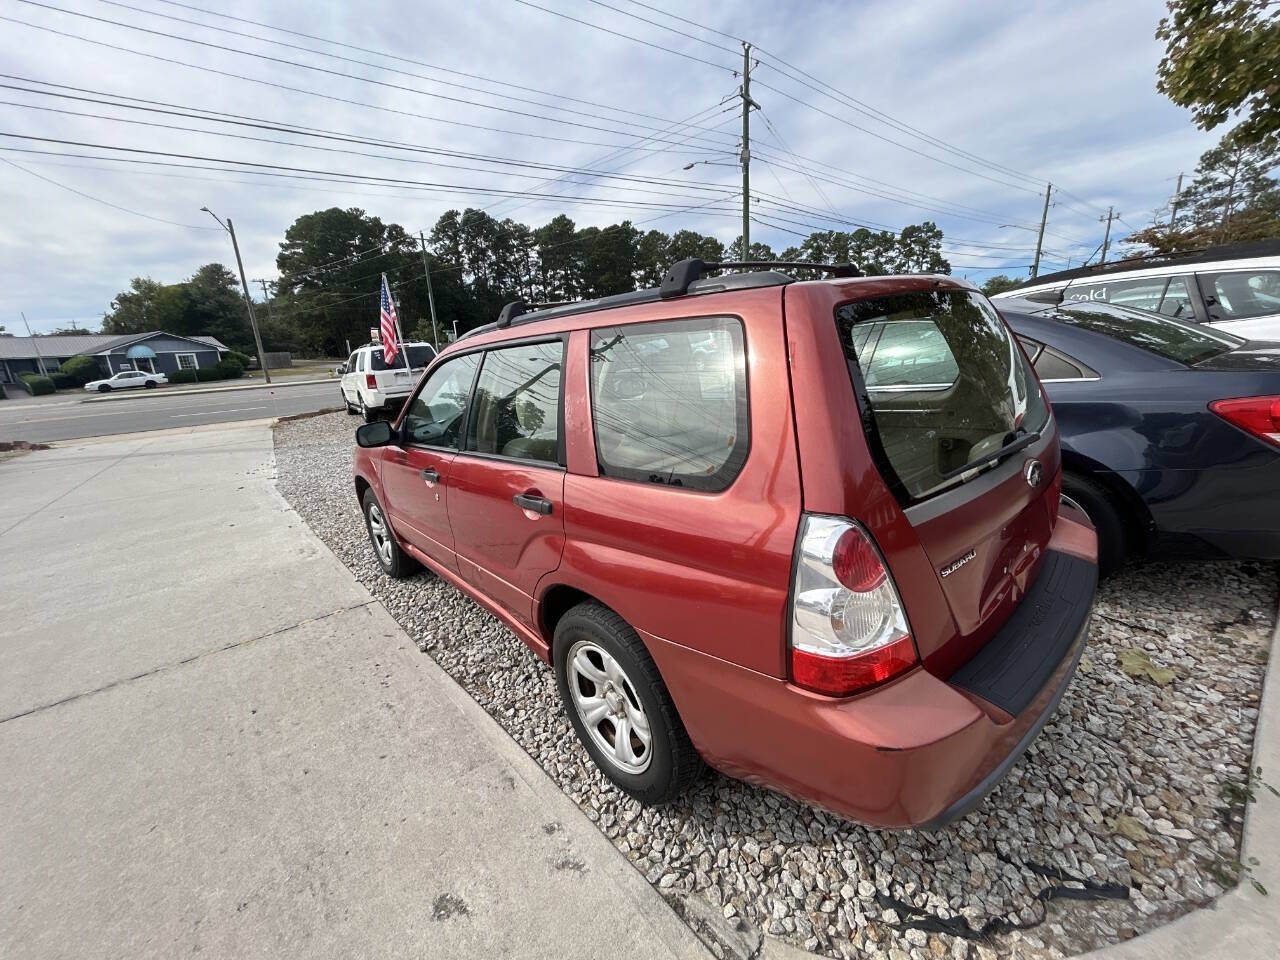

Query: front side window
(836, 290), (1049, 502)
(402, 352), (480, 449)
(589, 316), (748, 491)
(1201, 269), (1280, 320)
(1052, 299), (1241, 364)
(467, 341), (563, 464)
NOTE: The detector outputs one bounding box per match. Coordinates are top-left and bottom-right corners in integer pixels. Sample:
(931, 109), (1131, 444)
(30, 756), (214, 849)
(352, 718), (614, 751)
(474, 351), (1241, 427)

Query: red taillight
(789, 516), (917, 697)
(365, 373), (377, 389)
(1210, 395), (1280, 448)
(832, 528), (887, 591)
(792, 637), (918, 696)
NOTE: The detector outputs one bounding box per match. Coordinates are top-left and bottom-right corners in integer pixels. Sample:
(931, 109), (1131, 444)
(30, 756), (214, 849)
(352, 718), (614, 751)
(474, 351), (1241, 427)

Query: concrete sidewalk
(0, 425), (711, 959)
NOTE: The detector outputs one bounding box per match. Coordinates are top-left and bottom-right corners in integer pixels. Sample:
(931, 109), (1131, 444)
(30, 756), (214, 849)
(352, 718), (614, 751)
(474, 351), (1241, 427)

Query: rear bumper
(645, 516), (1097, 830)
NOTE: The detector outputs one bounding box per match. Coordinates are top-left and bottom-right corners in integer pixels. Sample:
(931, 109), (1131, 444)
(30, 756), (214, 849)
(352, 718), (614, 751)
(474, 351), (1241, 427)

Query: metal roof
(0, 332), (228, 360)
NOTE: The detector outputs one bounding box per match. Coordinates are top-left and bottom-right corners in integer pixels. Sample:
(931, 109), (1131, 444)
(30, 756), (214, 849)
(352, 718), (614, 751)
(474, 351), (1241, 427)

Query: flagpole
(384, 274), (410, 371)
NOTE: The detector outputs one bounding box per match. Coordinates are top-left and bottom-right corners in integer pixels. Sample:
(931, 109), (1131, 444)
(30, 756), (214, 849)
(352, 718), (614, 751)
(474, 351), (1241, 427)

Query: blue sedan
(996, 294), (1280, 574)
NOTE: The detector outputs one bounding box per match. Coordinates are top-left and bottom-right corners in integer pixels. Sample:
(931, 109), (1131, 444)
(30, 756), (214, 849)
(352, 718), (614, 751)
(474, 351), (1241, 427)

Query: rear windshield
(836, 289), (1049, 502)
(369, 344), (436, 370)
(1050, 300), (1242, 364)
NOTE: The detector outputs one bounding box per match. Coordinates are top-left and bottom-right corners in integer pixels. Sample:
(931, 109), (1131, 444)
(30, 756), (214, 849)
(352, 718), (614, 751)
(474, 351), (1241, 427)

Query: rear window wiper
(937, 430), (1042, 483)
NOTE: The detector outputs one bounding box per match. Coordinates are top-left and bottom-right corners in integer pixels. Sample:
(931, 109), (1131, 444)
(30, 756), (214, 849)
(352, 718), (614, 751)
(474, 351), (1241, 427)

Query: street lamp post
(201, 206), (270, 384)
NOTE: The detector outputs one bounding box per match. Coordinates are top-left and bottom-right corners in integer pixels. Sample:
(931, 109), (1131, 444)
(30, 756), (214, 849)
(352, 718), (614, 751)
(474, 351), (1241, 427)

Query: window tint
(1016, 335), (1043, 362)
(836, 291), (1049, 502)
(467, 341), (563, 464)
(1052, 299), (1242, 364)
(1201, 269), (1280, 320)
(590, 316), (748, 491)
(402, 352), (480, 449)
(368, 344), (436, 370)
(1063, 276), (1195, 319)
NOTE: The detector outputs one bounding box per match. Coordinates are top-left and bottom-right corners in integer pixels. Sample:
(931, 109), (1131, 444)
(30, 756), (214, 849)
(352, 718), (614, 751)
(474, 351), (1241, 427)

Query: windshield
(1051, 300), (1242, 364)
(836, 289), (1049, 502)
(368, 344), (436, 371)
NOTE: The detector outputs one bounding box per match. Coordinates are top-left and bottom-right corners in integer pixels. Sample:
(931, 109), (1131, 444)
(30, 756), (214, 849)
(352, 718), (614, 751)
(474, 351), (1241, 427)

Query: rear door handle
(513, 494), (553, 515)
(420, 467), (440, 483)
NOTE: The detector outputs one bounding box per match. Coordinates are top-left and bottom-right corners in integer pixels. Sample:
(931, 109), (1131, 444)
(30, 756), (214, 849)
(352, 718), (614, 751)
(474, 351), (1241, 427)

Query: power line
(0, 154), (219, 229)
(0, 97), (744, 203)
(94, 0), (743, 150)
(510, 0), (737, 73)
(578, 0), (738, 56)
(16, 1), (742, 152)
(0, 14), (725, 154)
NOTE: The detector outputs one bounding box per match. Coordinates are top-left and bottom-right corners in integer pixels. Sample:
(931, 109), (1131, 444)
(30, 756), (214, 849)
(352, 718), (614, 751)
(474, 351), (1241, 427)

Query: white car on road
(85, 370), (168, 392)
(340, 342), (436, 422)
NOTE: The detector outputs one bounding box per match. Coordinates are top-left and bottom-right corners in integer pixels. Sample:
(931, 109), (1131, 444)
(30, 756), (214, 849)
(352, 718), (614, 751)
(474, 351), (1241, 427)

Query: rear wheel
(553, 602), (700, 804)
(98, 384), (111, 393)
(144, 380), (157, 389)
(342, 388), (357, 415)
(1061, 472), (1130, 577)
(360, 396), (379, 423)
(361, 489), (416, 578)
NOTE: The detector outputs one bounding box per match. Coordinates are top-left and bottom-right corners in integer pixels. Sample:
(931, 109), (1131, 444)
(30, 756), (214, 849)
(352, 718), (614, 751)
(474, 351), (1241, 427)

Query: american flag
(379, 273), (401, 364)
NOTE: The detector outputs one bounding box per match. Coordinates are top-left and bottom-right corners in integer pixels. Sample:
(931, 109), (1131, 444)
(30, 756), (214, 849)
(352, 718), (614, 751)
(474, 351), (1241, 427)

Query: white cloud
(0, 0), (1215, 332)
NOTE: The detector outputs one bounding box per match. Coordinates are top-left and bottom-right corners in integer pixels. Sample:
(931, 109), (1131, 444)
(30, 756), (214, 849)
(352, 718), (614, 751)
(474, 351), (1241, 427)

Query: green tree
(727, 236), (778, 261)
(1126, 132), (1280, 252)
(1156, 1), (1280, 152)
(981, 275), (1022, 296)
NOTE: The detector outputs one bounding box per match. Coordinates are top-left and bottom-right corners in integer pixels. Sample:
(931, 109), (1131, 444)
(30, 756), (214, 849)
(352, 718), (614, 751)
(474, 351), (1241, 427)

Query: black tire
(361, 489), (416, 579)
(98, 384), (111, 393)
(144, 380), (157, 389)
(361, 397), (379, 423)
(1061, 471), (1130, 577)
(553, 602), (700, 804)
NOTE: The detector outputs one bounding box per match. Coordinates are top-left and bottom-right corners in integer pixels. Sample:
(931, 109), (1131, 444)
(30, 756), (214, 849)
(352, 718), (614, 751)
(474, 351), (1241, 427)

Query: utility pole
(200, 207), (270, 383)
(739, 42), (759, 260)
(20, 312), (49, 377)
(1099, 206), (1116, 264)
(1167, 172), (1184, 231)
(1031, 182), (1052, 278)
(254, 279), (275, 323)
(417, 231), (440, 349)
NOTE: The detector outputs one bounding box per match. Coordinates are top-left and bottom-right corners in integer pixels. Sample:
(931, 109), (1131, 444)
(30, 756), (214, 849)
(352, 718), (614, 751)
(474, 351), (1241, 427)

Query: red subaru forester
(352, 260), (1098, 829)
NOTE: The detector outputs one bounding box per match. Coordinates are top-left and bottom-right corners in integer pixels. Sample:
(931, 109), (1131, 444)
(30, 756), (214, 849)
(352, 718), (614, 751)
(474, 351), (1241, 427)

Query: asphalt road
(0, 381), (344, 443)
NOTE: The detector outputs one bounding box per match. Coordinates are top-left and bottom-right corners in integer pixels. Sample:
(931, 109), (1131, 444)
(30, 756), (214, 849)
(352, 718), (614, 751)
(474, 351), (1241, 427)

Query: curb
(79, 377), (334, 404)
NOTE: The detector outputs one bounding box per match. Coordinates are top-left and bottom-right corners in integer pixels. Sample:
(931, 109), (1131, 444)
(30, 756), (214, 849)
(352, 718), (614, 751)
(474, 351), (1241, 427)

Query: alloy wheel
(567, 640), (652, 774)
(367, 502), (393, 567)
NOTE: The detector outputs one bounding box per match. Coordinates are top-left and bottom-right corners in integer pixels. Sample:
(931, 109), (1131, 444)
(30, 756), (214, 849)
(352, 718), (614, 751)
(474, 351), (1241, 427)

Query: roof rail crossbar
(659, 258), (861, 299)
(496, 299), (573, 328)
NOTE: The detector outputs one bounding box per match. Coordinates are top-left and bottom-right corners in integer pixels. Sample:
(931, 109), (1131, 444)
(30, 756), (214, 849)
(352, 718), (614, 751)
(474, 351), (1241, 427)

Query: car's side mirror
(356, 420), (395, 448)
(336, 364), (347, 375)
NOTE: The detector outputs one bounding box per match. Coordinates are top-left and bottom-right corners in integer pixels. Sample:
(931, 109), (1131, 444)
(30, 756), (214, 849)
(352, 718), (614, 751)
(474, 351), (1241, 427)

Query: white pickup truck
(339, 342), (437, 422)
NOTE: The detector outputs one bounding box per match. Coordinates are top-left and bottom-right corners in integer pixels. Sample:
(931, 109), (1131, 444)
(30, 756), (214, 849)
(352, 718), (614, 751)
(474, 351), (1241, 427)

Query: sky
(0, 0), (1218, 334)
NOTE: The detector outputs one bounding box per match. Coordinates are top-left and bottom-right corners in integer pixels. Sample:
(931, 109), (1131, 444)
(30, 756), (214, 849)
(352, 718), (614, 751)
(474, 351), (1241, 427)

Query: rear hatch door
(834, 287), (1059, 676)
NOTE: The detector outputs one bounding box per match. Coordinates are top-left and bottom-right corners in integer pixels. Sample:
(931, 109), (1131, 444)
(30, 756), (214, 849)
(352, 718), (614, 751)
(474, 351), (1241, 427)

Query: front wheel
(144, 380), (157, 389)
(1061, 472), (1130, 577)
(98, 384), (111, 393)
(342, 389), (357, 415)
(554, 602), (700, 804)
(361, 489), (416, 579)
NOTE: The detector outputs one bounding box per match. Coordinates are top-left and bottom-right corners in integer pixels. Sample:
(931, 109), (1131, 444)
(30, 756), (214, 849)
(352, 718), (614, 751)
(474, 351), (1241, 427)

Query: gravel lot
(275, 411), (1276, 960)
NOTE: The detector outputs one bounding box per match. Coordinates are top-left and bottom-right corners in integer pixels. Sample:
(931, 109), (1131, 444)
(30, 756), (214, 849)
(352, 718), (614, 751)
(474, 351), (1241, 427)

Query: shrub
(19, 373), (55, 395)
(224, 350), (251, 369)
(60, 355), (103, 385)
(49, 371), (79, 389)
(215, 358), (245, 379)
(169, 370), (198, 384)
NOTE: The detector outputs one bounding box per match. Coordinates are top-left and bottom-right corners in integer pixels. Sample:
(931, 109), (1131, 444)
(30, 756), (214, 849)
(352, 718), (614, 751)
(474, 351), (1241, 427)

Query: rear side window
(836, 290), (1049, 502)
(467, 340), (563, 464)
(589, 316), (748, 491)
(1063, 276), (1195, 318)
